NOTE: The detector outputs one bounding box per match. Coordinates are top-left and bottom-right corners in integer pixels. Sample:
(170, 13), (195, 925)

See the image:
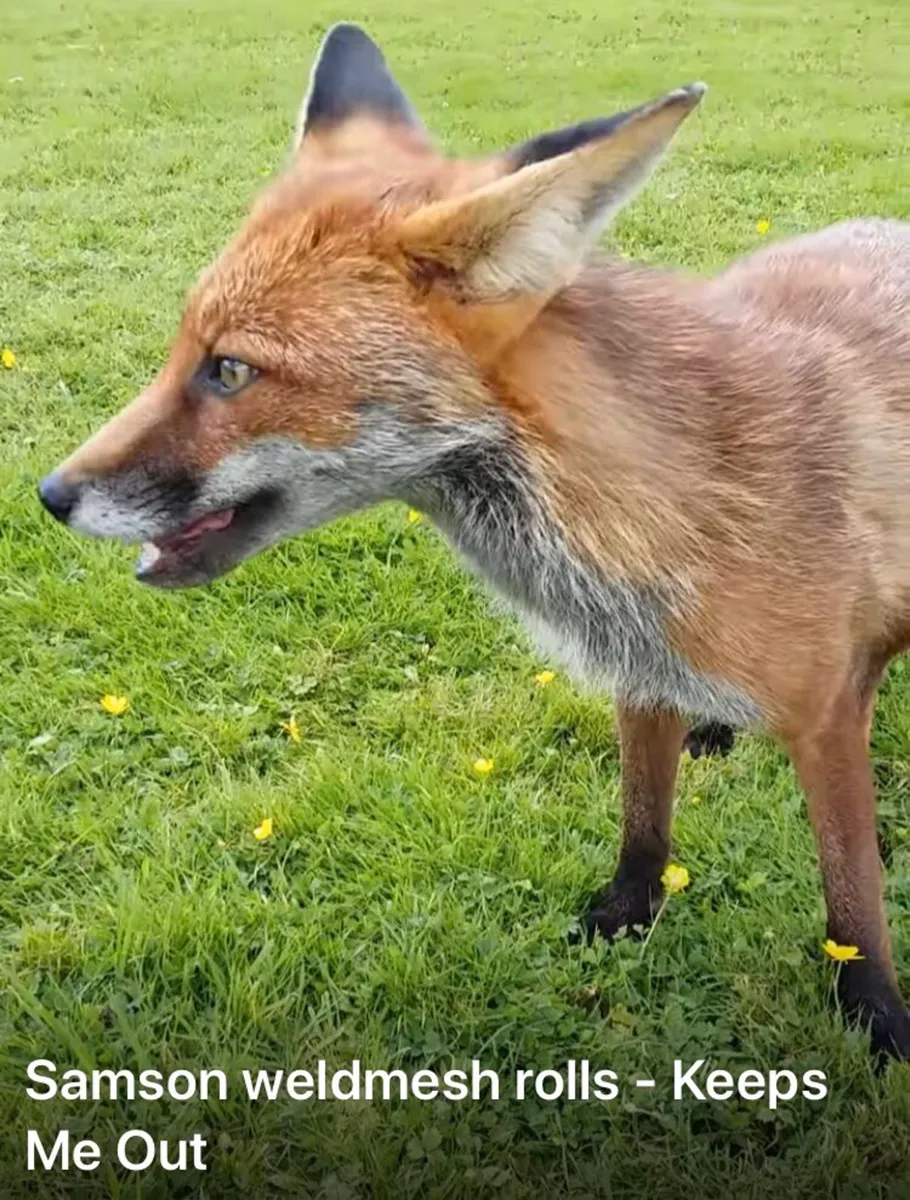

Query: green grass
(1, 0), (910, 1195)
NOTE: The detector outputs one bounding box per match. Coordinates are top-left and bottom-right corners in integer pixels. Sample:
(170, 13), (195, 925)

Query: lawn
(1, 0), (909, 1196)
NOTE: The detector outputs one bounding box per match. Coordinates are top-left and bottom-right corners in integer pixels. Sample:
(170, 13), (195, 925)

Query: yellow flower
(690, 794), (703, 806)
(100, 694), (130, 715)
(534, 670), (556, 686)
(407, 509), (422, 525)
(253, 817), (274, 841)
(1, 347), (16, 369)
(822, 939), (864, 962)
(281, 715), (301, 743)
(756, 219), (771, 235)
(472, 757), (495, 776)
(661, 863), (690, 894)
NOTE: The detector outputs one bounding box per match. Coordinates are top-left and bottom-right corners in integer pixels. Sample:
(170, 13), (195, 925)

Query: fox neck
(483, 256), (780, 575)
(397, 256), (752, 629)
(400, 256), (764, 724)
(405, 431), (760, 727)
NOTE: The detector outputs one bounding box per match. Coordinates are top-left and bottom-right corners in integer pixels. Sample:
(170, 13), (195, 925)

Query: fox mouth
(135, 489), (281, 588)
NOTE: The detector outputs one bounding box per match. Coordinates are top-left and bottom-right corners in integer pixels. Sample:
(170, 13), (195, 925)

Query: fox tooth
(139, 542), (162, 569)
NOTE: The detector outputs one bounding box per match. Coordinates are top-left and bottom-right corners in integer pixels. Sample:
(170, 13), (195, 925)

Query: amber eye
(206, 356), (257, 398)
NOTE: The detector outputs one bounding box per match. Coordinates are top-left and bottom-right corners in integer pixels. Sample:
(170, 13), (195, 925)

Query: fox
(39, 23), (910, 1060)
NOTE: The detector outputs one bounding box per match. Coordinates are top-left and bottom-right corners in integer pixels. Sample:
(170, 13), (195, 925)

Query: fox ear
(295, 23), (425, 149)
(507, 107), (641, 171)
(398, 85), (705, 305)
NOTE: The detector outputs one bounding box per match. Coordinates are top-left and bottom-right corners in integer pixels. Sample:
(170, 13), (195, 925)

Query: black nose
(38, 472), (79, 523)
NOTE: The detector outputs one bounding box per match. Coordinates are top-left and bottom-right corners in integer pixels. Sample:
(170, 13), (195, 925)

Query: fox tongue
(154, 508), (235, 550)
(137, 507), (236, 580)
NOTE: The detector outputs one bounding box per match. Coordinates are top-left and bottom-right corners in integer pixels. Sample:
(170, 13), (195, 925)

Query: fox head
(39, 23), (704, 588)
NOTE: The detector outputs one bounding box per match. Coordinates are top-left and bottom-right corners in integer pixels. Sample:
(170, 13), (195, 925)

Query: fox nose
(38, 471), (80, 523)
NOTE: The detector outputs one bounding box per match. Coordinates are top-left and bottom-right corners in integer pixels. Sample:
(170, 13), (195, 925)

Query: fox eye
(205, 356), (258, 398)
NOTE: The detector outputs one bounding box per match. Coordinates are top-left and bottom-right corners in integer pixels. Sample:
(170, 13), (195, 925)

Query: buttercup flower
(100, 694), (130, 715)
(661, 863), (690, 894)
(756, 219), (771, 235)
(534, 670), (556, 686)
(253, 817), (274, 841)
(1, 348), (16, 369)
(822, 939), (864, 962)
(472, 757), (495, 776)
(282, 715), (301, 743)
(407, 509), (422, 525)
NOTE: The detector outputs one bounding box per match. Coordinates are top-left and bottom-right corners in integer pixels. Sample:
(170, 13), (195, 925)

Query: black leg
(785, 687), (910, 1063)
(584, 706), (686, 941)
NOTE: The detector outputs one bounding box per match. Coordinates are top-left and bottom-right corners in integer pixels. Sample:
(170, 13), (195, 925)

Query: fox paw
(578, 879), (662, 944)
(837, 968), (910, 1065)
(684, 722), (736, 760)
(868, 1006), (910, 1064)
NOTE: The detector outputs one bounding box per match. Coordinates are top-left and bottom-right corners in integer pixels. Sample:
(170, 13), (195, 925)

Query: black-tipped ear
(296, 23), (424, 147)
(398, 84), (705, 305)
(509, 106), (642, 171)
